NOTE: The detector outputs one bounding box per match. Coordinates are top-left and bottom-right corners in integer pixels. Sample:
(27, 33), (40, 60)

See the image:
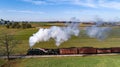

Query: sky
(0, 0), (120, 21)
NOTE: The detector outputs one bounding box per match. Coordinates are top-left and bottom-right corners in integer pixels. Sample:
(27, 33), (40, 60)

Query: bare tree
(0, 32), (18, 60)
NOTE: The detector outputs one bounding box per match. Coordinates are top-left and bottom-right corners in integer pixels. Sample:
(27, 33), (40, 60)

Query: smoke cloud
(29, 17), (112, 47)
(86, 17), (111, 40)
(86, 26), (111, 40)
(29, 22), (80, 47)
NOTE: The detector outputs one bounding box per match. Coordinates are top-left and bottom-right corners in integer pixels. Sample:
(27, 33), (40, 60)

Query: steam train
(27, 47), (120, 55)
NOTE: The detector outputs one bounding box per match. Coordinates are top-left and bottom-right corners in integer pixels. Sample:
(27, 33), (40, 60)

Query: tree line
(0, 19), (32, 29)
(6, 22), (32, 29)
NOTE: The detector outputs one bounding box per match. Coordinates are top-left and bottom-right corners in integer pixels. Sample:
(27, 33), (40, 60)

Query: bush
(6, 22), (32, 29)
(6, 24), (10, 28)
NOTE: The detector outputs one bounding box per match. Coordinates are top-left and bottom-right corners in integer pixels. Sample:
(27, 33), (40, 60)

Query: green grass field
(0, 24), (120, 67)
(0, 59), (6, 67)
(2, 55), (120, 67)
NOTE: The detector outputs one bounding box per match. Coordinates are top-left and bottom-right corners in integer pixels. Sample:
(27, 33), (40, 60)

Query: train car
(59, 47), (78, 55)
(111, 47), (120, 53)
(27, 48), (47, 55)
(26, 47), (120, 56)
(46, 49), (59, 55)
(78, 47), (97, 54)
(97, 48), (111, 54)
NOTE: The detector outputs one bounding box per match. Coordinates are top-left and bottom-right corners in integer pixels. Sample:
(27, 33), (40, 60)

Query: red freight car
(59, 47), (78, 55)
(111, 47), (120, 53)
(97, 48), (111, 54)
(78, 47), (97, 54)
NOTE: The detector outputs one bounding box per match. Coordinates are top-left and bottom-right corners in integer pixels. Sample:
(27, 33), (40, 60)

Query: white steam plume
(29, 28), (51, 47)
(86, 26), (111, 40)
(29, 21), (80, 47)
(86, 17), (111, 40)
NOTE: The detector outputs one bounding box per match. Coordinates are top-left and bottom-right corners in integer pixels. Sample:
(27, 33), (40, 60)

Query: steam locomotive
(27, 47), (120, 55)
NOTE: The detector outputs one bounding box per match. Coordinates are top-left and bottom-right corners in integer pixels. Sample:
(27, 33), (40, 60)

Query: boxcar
(59, 47), (78, 55)
(78, 47), (97, 54)
(97, 48), (111, 54)
(111, 47), (120, 53)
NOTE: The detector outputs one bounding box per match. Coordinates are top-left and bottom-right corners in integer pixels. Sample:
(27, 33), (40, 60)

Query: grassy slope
(6, 55), (120, 67)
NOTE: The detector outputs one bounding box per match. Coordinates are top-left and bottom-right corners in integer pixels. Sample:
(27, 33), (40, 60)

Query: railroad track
(0, 53), (120, 59)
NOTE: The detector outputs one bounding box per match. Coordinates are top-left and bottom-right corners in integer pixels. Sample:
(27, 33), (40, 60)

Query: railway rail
(0, 53), (120, 59)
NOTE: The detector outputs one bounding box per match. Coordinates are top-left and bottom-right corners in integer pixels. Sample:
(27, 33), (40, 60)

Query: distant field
(31, 22), (65, 28)
(3, 55), (120, 67)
